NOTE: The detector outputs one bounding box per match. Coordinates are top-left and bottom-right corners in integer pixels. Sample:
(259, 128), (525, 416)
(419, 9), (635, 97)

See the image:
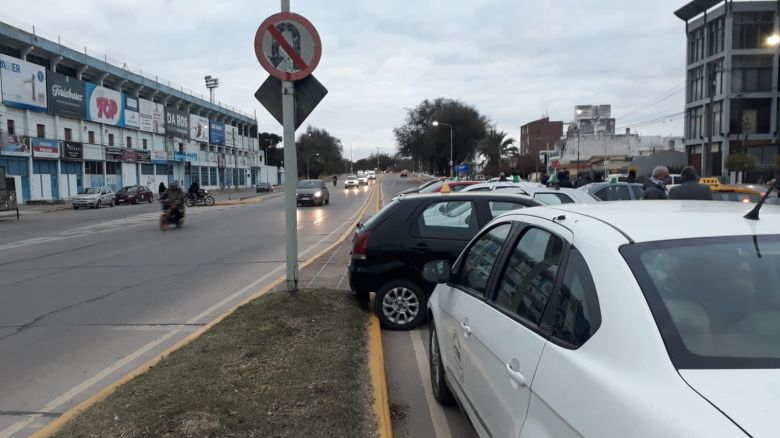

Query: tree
(478, 129), (515, 176)
(394, 98), (489, 175)
(258, 132), (283, 166)
(726, 153), (756, 175)
(295, 126), (345, 178)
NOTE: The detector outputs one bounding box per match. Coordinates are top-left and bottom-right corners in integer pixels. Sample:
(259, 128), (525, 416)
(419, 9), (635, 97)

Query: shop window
(36, 124), (45, 138)
(64, 128), (72, 141)
(108, 133), (114, 146)
(88, 131), (95, 144)
(7, 119), (15, 135)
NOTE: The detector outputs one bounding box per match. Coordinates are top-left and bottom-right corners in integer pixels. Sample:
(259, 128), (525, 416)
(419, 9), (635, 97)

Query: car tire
(73, 206), (78, 210)
(374, 280), (426, 330)
(325, 195), (330, 205)
(430, 321), (456, 405)
(110, 199), (114, 207)
(96, 200), (102, 209)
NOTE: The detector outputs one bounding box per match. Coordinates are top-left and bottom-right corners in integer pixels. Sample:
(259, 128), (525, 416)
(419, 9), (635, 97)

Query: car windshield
(81, 188), (101, 194)
(622, 235), (780, 369)
(418, 182), (444, 193)
(296, 180), (320, 188)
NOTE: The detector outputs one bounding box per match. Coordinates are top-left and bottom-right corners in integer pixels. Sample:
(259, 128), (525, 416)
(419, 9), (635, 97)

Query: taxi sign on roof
(700, 177), (720, 186)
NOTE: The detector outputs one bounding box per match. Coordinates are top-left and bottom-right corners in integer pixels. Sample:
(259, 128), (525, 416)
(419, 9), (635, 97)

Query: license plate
(301, 197), (310, 200)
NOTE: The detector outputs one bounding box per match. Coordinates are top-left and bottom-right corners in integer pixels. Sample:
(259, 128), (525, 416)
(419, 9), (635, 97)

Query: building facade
(676, 0), (780, 181)
(0, 21), (278, 203)
(520, 117), (563, 159)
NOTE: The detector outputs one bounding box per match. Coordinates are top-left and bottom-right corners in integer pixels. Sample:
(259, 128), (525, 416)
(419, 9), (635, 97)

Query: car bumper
(72, 199), (98, 207)
(297, 196), (324, 204)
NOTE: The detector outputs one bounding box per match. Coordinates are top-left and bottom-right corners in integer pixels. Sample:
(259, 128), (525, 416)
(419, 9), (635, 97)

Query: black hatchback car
(349, 192), (540, 330)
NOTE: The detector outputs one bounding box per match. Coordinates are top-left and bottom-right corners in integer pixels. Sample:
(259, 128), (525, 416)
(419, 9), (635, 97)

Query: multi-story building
(519, 117), (563, 159)
(0, 21), (277, 203)
(676, 0), (780, 180)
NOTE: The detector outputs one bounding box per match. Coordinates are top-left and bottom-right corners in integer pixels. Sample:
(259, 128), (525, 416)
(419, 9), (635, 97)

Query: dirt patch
(54, 289), (376, 438)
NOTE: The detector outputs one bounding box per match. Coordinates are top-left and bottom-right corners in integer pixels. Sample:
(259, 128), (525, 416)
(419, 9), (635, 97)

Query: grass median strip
(54, 289), (375, 438)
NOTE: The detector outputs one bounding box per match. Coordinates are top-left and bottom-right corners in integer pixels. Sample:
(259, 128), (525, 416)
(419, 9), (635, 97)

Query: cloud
(1, 0), (688, 159)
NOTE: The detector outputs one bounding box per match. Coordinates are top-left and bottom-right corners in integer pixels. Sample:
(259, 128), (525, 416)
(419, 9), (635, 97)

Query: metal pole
(706, 61), (715, 177)
(307, 155), (310, 179)
(576, 129), (580, 176)
(449, 125), (453, 178)
(281, 0), (298, 293)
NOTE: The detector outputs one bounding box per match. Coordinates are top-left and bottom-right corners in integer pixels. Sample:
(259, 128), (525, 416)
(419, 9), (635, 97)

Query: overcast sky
(2, 0), (688, 159)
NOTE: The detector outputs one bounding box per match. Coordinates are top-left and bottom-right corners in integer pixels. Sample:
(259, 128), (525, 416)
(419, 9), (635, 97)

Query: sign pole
(281, 0), (298, 293)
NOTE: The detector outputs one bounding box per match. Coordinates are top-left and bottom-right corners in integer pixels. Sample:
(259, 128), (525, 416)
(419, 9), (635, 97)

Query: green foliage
(478, 129), (516, 176)
(393, 98), (489, 175)
(296, 126), (345, 178)
(725, 153), (756, 173)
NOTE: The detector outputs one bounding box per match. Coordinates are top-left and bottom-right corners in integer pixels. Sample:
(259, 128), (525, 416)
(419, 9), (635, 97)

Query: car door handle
(460, 321), (472, 338)
(506, 363), (527, 388)
(413, 244), (430, 253)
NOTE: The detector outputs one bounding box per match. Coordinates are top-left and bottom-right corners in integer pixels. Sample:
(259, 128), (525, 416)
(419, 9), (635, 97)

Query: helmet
(169, 181), (180, 189)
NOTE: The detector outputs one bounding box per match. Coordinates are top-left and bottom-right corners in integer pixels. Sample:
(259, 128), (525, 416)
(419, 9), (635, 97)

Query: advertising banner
(139, 98), (165, 134)
(62, 141), (83, 160)
(137, 150), (151, 163)
(124, 96), (140, 129)
(152, 150), (167, 164)
(86, 83), (125, 127)
(31, 138), (60, 159)
(0, 54), (47, 111)
(121, 149), (137, 162)
(1, 134), (31, 156)
(209, 119), (225, 145)
(47, 70), (86, 119)
(165, 108), (189, 138)
(224, 125), (236, 147)
(105, 146), (122, 161)
(190, 115), (209, 142)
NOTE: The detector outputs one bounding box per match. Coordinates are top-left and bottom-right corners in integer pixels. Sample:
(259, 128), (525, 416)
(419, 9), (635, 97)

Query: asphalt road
(0, 180), (375, 437)
(377, 175), (477, 438)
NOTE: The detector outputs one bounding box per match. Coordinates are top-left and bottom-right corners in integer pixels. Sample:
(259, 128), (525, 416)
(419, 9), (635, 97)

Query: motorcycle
(332, 179), (337, 187)
(160, 202), (185, 231)
(185, 189), (215, 207)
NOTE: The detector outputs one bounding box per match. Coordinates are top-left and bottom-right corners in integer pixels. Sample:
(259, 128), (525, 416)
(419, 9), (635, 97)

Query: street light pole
(307, 153), (319, 179)
(432, 121), (454, 178)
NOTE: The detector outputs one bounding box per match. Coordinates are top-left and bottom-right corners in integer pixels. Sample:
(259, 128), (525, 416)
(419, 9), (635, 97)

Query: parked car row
(72, 185), (154, 209)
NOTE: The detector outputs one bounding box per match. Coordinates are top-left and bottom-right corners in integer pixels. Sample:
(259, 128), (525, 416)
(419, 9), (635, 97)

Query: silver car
(72, 187), (115, 209)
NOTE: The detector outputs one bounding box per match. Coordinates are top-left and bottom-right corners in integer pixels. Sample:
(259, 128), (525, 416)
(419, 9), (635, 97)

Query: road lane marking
(411, 329), (453, 438)
(20, 181), (380, 438)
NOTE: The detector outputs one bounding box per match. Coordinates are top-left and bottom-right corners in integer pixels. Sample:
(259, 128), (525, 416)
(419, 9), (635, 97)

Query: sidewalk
(271, 229), (352, 293)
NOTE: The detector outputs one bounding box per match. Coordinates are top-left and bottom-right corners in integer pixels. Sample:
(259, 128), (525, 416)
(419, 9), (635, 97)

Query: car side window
(551, 248), (601, 347)
(631, 186), (644, 199)
(488, 201), (526, 219)
(595, 185), (630, 201)
(454, 223), (512, 295)
(534, 193), (574, 205)
(412, 201), (478, 240)
(492, 228), (564, 326)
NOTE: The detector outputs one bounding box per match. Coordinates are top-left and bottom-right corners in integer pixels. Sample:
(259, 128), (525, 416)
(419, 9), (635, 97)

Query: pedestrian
(642, 166), (671, 200)
(556, 171), (573, 188)
(540, 172), (549, 186)
(668, 166), (713, 200)
(626, 169), (637, 183)
(498, 172), (507, 182)
(158, 181), (166, 198)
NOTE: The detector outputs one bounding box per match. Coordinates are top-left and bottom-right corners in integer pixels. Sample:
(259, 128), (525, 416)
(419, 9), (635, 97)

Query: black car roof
(399, 192), (542, 205)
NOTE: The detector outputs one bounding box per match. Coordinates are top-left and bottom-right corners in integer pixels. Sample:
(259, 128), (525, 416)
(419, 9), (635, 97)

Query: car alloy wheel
(429, 322), (455, 405)
(375, 280), (426, 330)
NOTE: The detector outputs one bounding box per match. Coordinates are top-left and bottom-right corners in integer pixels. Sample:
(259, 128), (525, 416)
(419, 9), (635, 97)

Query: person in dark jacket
(626, 169), (637, 183)
(668, 166), (713, 200)
(158, 182), (166, 198)
(556, 171), (573, 188)
(498, 172), (508, 182)
(642, 166), (670, 199)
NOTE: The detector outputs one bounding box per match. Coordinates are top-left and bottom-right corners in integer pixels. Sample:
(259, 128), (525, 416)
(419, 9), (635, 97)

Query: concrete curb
(30, 177), (381, 438)
(369, 313), (393, 438)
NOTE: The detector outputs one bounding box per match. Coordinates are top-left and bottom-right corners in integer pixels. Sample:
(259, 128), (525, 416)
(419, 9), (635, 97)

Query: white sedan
(425, 201), (780, 437)
(344, 175), (359, 189)
(357, 175), (369, 185)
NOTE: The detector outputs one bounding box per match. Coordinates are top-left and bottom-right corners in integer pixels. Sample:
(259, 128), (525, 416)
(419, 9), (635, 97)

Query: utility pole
(281, 0), (299, 293)
(375, 146), (380, 170)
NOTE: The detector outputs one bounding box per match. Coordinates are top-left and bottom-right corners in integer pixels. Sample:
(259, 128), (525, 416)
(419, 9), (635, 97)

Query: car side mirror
(422, 260), (452, 284)
(438, 204), (447, 214)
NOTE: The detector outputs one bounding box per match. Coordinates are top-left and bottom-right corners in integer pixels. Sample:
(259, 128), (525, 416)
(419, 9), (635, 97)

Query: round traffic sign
(255, 12), (322, 82)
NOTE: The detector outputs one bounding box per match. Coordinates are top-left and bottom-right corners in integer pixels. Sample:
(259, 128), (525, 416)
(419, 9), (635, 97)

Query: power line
(617, 111), (685, 130)
(616, 82), (685, 121)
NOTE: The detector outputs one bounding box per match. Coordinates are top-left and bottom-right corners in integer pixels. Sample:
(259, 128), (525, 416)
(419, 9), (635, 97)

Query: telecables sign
(209, 119), (225, 145)
(165, 107), (189, 138)
(31, 138), (60, 159)
(86, 83), (125, 127)
(47, 71), (86, 119)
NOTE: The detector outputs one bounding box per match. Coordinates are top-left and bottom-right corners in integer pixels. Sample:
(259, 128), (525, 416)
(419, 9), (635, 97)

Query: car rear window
(622, 235), (780, 369)
(595, 185), (631, 201)
(533, 193), (574, 205)
(361, 199), (400, 231)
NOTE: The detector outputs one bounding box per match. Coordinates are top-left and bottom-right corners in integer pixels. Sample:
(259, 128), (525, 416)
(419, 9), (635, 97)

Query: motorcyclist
(162, 180), (185, 214)
(332, 175), (338, 186)
(188, 181), (201, 201)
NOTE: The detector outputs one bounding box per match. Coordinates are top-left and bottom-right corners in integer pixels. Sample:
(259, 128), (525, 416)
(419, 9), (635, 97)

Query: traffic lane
(378, 174), (477, 438)
(0, 182), (375, 436)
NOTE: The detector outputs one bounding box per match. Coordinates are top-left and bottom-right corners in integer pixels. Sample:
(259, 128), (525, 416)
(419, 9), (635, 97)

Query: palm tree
(478, 129), (516, 176)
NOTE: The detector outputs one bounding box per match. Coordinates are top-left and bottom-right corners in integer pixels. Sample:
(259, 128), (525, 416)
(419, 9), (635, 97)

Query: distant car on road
(296, 179), (330, 206)
(368, 170), (377, 180)
(425, 201), (780, 438)
(73, 187), (115, 209)
(349, 192), (541, 330)
(256, 182), (274, 193)
(345, 175), (360, 189)
(581, 181), (645, 201)
(114, 185), (154, 205)
(400, 170), (409, 178)
(357, 174), (369, 185)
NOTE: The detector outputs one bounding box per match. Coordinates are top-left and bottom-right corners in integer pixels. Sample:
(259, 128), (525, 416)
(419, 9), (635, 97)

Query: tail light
(352, 230), (371, 260)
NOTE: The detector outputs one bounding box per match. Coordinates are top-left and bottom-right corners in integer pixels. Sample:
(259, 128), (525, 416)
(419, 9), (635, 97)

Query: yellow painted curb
(369, 313), (393, 438)
(31, 179), (380, 438)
